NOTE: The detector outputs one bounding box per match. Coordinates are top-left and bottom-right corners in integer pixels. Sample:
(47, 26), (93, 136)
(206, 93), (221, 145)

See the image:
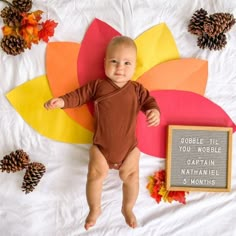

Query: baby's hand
(44, 98), (65, 110)
(146, 109), (160, 127)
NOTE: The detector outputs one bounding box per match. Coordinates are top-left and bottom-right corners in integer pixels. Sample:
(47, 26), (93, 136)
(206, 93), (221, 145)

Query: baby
(44, 36), (160, 230)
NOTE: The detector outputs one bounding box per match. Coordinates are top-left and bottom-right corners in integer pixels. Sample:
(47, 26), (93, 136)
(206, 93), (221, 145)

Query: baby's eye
(125, 61), (131, 65)
(111, 59), (117, 63)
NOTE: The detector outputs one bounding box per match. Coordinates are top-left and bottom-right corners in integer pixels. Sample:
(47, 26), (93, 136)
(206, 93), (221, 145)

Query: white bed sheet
(0, 0), (236, 235)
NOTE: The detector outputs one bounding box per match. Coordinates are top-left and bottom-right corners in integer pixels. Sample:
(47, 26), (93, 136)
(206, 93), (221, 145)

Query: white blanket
(0, 0), (236, 235)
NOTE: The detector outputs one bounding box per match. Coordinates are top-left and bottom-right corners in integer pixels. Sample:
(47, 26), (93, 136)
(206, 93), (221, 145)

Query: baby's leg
(119, 147), (140, 228)
(85, 145), (109, 230)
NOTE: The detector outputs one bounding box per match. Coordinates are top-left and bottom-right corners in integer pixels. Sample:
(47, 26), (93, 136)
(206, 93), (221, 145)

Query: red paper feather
(137, 90), (236, 158)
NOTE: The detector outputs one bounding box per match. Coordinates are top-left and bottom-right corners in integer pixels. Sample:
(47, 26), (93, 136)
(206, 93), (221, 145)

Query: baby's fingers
(44, 102), (51, 110)
(147, 117), (160, 127)
(44, 99), (58, 110)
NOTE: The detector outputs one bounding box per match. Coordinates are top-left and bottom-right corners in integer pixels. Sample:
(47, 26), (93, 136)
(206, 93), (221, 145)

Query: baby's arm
(146, 109), (160, 127)
(44, 98), (65, 110)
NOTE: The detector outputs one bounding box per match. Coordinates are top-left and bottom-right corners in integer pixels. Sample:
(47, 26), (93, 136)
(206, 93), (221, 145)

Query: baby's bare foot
(122, 208), (137, 228)
(84, 208), (101, 230)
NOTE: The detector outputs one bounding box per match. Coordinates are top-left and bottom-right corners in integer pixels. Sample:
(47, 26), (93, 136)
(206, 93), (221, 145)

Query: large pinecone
(203, 12), (236, 37)
(1, 35), (26, 55)
(197, 33), (227, 50)
(22, 162), (46, 194)
(0, 149), (30, 173)
(12, 0), (32, 12)
(0, 6), (22, 27)
(188, 8), (208, 36)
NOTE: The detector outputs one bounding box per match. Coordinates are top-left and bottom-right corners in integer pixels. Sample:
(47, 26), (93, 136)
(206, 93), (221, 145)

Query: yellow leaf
(159, 185), (172, 202)
(6, 75), (93, 143)
(32, 10), (44, 21)
(133, 23), (180, 81)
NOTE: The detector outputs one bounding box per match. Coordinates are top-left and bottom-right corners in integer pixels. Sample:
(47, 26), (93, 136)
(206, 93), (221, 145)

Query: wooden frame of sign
(166, 125), (233, 192)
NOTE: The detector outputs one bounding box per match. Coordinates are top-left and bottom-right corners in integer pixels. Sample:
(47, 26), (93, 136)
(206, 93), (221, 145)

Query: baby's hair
(106, 36), (137, 55)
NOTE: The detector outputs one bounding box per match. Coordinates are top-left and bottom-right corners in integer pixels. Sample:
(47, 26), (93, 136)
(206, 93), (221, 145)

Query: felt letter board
(166, 125), (232, 192)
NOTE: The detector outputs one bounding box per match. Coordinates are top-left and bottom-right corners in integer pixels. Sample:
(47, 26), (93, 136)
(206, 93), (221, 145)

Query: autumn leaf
(18, 11), (44, 48)
(20, 25), (39, 49)
(154, 169), (165, 182)
(152, 191), (162, 203)
(146, 176), (155, 193)
(38, 20), (58, 43)
(147, 169), (188, 204)
(21, 11), (43, 26)
(32, 10), (44, 22)
(2, 25), (16, 36)
(158, 185), (171, 202)
(168, 191), (188, 204)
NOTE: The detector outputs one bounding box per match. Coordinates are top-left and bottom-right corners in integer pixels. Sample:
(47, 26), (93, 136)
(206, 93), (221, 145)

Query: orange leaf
(2, 25), (16, 36)
(20, 25), (39, 48)
(137, 58), (208, 96)
(21, 13), (38, 26)
(38, 20), (58, 43)
(46, 42), (94, 132)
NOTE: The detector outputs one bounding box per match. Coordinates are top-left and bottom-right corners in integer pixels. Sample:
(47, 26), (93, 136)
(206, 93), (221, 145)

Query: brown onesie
(61, 78), (159, 169)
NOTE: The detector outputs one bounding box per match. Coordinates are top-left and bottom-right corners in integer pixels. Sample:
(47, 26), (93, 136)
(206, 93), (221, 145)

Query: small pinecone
(203, 13), (236, 37)
(1, 35), (26, 56)
(22, 162), (46, 194)
(12, 0), (32, 12)
(197, 33), (227, 50)
(0, 6), (22, 27)
(188, 8), (208, 36)
(0, 149), (30, 173)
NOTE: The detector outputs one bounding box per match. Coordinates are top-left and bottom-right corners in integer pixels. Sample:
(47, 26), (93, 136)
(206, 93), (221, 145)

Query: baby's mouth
(115, 72), (123, 76)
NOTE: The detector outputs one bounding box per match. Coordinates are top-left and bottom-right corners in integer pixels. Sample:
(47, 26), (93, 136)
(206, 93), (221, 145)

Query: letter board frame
(166, 125), (233, 192)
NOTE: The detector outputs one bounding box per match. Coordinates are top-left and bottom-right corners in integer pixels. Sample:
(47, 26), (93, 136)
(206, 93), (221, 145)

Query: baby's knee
(87, 166), (108, 181)
(119, 169), (139, 183)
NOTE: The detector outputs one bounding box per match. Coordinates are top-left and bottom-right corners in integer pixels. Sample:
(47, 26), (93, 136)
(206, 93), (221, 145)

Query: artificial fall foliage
(146, 169), (188, 204)
(0, 0), (58, 55)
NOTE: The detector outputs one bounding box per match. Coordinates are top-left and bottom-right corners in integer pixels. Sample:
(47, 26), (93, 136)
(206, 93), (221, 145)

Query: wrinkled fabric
(0, 0), (236, 235)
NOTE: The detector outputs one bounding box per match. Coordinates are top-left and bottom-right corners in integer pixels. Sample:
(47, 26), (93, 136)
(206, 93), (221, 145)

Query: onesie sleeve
(136, 82), (160, 113)
(60, 79), (99, 108)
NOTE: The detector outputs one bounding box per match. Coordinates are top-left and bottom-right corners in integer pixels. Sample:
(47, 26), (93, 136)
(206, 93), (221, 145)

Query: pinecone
(22, 162), (46, 194)
(0, 149), (30, 173)
(1, 35), (26, 55)
(197, 33), (227, 50)
(0, 6), (22, 27)
(203, 12), (236, 37)
(188, 8), (208, 36)
(12, 0), (32, 12)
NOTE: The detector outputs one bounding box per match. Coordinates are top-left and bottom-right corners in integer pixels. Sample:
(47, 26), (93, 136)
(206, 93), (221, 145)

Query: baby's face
(104, 44), (136, 87)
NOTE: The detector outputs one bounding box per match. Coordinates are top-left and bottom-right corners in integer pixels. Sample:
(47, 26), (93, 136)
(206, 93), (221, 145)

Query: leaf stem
(0, 0), (13, 7)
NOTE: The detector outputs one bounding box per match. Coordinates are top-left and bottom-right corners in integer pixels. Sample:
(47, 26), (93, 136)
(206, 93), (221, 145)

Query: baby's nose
(116, 62), (123, 68)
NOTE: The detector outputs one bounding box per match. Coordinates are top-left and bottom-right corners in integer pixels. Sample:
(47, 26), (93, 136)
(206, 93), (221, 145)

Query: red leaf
(136, 90), (236, 158)
(168, 191), (187, 204)
(77, 18), (121, 86)
(77, 18), (121, 114)
(38, 20), (58, 43)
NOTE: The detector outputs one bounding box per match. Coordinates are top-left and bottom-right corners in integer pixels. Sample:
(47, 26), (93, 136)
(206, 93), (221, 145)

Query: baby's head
(105, 36), (137, 57)
(104, 36), (137, 87)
